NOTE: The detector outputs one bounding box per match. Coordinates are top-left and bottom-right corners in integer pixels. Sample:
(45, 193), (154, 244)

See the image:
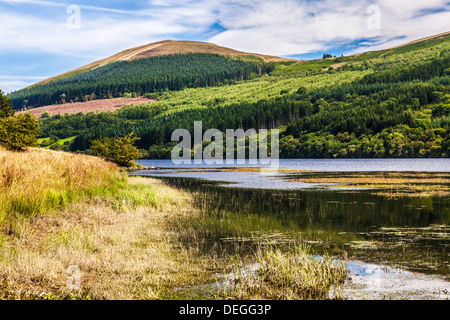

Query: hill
(27, 40), (293, 88)
(8, 32), (450, 158)
(9, 52), (276, 109)
(283, 31), (450, 72)
(9, 33), (450, 111)
(27, 33), (450, 89)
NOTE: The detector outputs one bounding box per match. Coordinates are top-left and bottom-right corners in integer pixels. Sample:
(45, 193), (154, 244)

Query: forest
(8, 53), (274, 109)
(8, 34), (450, 159)
(34, 50), (450, 159)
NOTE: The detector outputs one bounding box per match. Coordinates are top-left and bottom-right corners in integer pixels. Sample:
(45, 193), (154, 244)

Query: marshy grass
(0, 175), (221, 300)
(0, 148), (215, 299)
(0, 148), (121, 223)
(0, 148), (351, 300)
(216, 245), (348, 300)
(289, 172), (450, 198)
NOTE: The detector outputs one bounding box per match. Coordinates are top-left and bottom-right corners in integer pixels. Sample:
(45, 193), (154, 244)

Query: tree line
(8, 53), (274, 109)
(37, 51), (450, 158)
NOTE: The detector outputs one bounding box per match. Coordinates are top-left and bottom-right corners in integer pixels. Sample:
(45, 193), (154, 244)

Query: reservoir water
(133, 159), (450, 299)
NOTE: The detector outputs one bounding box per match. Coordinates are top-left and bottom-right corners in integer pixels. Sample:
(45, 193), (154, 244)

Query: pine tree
(0, 90), (15, 118)
(0, 90), (39, 151)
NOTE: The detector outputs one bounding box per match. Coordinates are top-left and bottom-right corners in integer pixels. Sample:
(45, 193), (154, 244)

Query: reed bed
(0, 148), (121, 223)
(217, 245), (347, 300)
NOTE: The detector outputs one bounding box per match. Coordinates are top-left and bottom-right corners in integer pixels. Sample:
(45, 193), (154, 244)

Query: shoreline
(1, 149), (448, 300)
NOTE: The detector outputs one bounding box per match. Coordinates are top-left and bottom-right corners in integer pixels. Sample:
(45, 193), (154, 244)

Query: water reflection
(150, 177), (449, 278)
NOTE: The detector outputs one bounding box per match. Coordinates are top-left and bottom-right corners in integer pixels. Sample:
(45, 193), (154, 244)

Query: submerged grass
(216, 245), (347, 300)
(289, 172), (450, 198)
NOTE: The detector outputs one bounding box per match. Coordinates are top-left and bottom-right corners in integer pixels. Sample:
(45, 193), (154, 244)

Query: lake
(137, 158), (450, 172)
(132, 159), (450, 299)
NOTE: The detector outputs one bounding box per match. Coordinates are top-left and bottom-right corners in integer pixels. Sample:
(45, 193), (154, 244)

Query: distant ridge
(19, 31), (450, 91)
(33, 40), (294, 87)
(387, 31), (450, 50)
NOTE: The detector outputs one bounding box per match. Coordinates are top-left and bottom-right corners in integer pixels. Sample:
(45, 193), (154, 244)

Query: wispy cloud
(0, 75), (48, 93)
(0, 0), (64, 7)
(0, 0), (142, 14)
(0, 0), (449, 92)
(0, 0), (220, 60)
(1, 0), (448, 58)
(209, 0), (450, 56)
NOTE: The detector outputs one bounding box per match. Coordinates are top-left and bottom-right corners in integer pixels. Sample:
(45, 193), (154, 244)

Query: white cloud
(0, 0), (223, 62)
(209, 0), (450, 56)
(0, 76), (46, 93)
(0, 0), (448, 73)
(0, 0), (63, 7)
(0, 10), (202, 60)
(377, 0), (448, 16)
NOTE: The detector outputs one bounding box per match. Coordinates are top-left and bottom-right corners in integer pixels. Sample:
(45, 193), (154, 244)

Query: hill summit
(35, 40), (292, 87)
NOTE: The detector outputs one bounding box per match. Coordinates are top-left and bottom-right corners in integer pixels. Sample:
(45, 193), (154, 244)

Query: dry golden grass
(0, 149), (349, 300)
(0, 149), (241, 299)
(0, 148), (120, 223)
(0, 176), (221, 300)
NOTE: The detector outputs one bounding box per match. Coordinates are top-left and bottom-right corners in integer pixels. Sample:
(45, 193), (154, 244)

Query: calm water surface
(137, 158), (450, 172)
(133, 159), (450, 299)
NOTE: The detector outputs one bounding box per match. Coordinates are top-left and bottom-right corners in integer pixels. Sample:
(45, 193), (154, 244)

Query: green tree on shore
(91, 132), (141, 167)
(0, 90), (39, 151)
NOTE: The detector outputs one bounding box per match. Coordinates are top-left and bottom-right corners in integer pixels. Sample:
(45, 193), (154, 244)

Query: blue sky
(0, 0), (449, 93)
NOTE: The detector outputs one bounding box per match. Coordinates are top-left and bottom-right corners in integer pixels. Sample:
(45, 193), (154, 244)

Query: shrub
(0, 90), (39, 151)
(91, 132), (141, 167)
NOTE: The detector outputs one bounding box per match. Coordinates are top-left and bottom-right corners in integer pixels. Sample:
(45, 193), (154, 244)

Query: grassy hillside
(8, 32), (450, 158)
(281, 31), (450, 73)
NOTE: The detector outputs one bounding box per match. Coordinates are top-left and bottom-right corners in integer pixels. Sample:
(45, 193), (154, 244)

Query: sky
(0, 0), (449, 93)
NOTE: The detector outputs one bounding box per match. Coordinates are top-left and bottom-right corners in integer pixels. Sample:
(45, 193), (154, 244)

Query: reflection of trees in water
(160, 176), (450, 278)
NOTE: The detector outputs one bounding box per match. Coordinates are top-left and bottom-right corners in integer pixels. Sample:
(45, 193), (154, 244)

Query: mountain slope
(10, 33), (450, 110)
(283, 31), (450, 72)
(8, 52), (276, 108)
(34, 32), (450, 158)
(33, 40), (293, 87)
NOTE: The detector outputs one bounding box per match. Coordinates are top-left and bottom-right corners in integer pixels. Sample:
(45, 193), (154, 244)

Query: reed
(217, 245), (347, 300)
(0, 148), (121, 223)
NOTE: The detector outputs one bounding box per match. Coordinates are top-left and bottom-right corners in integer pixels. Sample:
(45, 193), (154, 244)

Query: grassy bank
(0, 148), (347, 300)
(0, 148), (215, 299)
(0, 147), (121, 223)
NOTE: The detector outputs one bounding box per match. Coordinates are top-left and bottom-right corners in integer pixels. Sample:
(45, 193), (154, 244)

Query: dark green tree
(91, 132), (141, 166)
(0, 90), (39, 151)
(0, 90), (15, 118)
